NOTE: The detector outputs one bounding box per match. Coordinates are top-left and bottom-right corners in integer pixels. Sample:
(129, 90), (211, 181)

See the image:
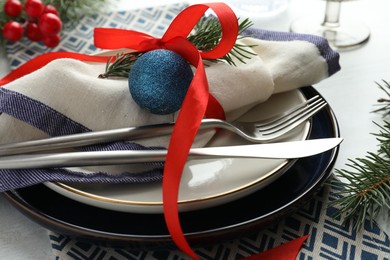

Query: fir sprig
(329, 81), (390, 230)
(329, 137), (390, 230)
(98, 52), (143, 79)
(187, 16), (256, 65)
(100, 17), (256, 78)
(372, 80), (390, 116)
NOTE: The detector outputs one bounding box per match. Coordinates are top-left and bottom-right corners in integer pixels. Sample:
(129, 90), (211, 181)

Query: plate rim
(43, 88), (311, 213)
(3, 86), (340, 248)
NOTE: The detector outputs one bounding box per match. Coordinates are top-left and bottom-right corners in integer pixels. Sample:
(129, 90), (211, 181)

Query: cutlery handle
(0, 119), (226, 156)
(0, 138), (343, 169)
(0, 123), (177, 156)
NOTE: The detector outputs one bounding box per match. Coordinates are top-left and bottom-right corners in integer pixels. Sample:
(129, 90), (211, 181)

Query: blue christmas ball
(128, 49), (194, 115)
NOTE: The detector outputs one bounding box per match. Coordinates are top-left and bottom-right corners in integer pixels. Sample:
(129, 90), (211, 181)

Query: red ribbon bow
(93, 4), (238, 259)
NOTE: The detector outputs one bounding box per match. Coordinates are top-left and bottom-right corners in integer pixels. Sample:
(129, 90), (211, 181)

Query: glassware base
(290, 16), (370, 50)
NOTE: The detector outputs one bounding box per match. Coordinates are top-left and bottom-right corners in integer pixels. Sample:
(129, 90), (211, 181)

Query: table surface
(0, 0), (389, 258)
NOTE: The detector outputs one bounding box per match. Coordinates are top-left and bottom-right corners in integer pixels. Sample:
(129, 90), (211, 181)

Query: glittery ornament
(128, 49), (194, 115)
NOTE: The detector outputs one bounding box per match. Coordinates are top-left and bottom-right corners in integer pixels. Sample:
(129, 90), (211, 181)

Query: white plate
(45, 89), (310, 213)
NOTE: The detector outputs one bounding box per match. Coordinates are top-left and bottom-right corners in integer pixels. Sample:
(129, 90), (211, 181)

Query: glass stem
(322, 0), (341, 28)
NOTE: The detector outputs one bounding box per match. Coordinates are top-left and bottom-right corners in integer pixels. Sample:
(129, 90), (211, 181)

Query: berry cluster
(2, 0), (62, 47)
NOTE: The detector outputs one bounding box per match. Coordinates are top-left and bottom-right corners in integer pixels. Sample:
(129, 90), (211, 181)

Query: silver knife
(0, 138), (342, 169)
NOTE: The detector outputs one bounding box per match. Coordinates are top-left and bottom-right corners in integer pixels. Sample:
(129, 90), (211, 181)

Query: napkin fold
(0, 27), (339, 192)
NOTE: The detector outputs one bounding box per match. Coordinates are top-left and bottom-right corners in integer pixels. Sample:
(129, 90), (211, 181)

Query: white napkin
(0, 30), (340, 180)
(0, 37), (332, 146)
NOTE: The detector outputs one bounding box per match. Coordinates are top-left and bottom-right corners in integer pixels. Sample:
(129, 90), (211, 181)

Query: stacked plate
(4, 86), (340, 249)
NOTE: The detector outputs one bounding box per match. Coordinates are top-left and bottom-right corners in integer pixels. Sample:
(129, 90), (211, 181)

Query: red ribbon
(94, 4), (238, 259)
(0, 52), (109, 86)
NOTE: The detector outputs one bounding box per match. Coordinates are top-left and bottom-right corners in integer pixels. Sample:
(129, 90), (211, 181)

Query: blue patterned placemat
(48, 182), (390, 259)
(5, 2), (188, 70)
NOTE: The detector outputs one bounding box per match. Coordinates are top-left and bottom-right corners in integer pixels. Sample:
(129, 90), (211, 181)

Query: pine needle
(188, 16), (256, 65)
(98, 52), (143, 79)
(329, 82), (390, 230)
(372, 80), (390, 116)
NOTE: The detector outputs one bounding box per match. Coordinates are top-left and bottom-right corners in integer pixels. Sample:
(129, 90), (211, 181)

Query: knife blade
(0, 138), (342, 169)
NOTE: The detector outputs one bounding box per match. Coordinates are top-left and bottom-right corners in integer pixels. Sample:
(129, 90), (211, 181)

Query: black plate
(3, 86), (340, 250)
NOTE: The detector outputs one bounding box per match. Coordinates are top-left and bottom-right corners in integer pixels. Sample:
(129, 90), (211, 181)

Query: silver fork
(0, 95), (327, 156)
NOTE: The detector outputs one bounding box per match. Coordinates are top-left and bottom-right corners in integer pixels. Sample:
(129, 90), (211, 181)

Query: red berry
(24, 0), (44, 17)
(4, 0), (23, 17)
(26, 22), (43, 41)
(43, 33), (60, 48)
(43, 4), (59, 16)
(2, 21), (23, 41)
(38, 13), (62, 35)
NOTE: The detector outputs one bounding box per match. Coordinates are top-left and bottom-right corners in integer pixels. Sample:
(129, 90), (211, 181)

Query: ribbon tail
(160, 4), (237, 258)
(0, 52), (110, 86)
(162, 54), (209, 260)
(242, 235), (310, 260)
(94, 28), (158, 51)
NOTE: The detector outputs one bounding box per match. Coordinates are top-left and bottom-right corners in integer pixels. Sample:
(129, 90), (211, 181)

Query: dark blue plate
(3, 86), (340, 250)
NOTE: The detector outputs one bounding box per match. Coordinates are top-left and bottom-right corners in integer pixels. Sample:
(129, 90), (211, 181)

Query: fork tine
(257, 96), (324, 131)
(255, 95), (322, 127)
(258, 99), (327, 136)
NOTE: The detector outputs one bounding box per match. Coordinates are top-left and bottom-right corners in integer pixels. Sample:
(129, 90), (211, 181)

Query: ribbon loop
(162, 3), (238, 59)
(94, 3), (238, 61)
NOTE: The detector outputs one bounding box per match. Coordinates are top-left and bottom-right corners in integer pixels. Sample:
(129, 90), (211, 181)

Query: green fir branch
(100, 17), (256, 78)
(329, 150), (390, 230)
(187, 16), (223, 53)
(188, 16), (256, 65)
(372, 80), (390, 116)
(329, 81), (390, 230)
(98, 52), (143, 79)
